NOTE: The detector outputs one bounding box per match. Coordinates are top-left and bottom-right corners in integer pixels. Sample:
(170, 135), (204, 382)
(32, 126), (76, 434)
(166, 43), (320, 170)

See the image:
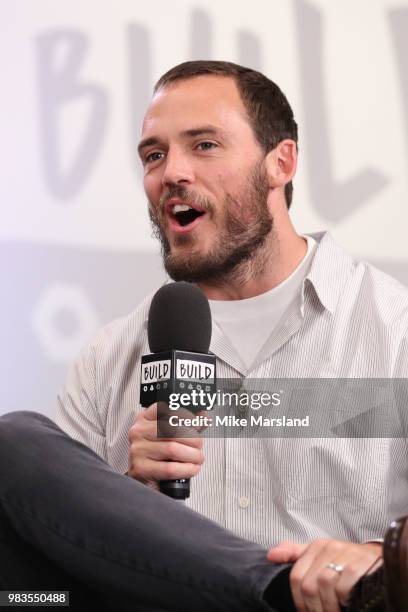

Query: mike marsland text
(168, 414), (310, 428)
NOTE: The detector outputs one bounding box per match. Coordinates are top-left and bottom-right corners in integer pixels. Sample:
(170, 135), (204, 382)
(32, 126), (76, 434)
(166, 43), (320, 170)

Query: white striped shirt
(55, 231), (408, 547)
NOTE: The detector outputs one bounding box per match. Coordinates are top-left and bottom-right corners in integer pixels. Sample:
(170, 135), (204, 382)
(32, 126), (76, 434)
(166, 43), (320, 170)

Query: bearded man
(1, 61), (407, 612)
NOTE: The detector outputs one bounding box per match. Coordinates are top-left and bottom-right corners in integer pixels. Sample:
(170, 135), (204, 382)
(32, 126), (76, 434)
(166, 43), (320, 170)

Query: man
(1, 61), (408, 611)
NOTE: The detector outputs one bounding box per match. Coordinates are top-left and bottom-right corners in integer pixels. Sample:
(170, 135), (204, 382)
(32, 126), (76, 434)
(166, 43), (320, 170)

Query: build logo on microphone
(140, 349), (217, 408)
(176, 359), (215, 383)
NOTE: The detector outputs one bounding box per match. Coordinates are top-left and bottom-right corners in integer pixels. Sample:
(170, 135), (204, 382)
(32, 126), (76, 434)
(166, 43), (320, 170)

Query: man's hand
(127, 403), (205, 490)
(267, 539), (382, 612)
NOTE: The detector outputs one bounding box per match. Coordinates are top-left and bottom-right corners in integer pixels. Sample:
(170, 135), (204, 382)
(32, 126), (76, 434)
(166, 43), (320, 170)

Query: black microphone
(140, 282), (216, 500)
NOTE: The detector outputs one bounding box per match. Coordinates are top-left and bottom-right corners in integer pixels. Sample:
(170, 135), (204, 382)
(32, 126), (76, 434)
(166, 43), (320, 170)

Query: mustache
(158, 187), (214, 216)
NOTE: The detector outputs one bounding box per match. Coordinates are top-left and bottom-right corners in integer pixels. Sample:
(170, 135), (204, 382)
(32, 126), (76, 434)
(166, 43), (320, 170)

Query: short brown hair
(154, 60), (298, 209)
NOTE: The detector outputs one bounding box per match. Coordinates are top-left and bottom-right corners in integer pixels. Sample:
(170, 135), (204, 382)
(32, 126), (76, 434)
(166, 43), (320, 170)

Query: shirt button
(238, 496), (250, 509)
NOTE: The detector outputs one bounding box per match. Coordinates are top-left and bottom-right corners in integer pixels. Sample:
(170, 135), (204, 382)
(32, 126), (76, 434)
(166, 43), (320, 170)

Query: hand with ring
(267, 538), (382, 612)
(325, 562), (344, 574)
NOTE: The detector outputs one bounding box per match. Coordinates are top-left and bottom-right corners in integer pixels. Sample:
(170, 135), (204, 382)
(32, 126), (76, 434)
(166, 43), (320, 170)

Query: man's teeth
(172, 204), (193, 214)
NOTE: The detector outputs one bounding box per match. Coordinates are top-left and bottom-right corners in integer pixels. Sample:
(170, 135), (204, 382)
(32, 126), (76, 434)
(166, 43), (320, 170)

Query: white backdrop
(1, 0), (407, 416)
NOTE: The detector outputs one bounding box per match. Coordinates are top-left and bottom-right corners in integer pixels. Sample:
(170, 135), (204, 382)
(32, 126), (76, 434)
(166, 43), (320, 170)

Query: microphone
(140, 282), (216, 500)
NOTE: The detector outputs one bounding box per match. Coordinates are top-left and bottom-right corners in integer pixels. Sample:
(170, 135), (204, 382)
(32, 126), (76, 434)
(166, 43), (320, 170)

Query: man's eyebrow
(137, 125), (226, 158)
(180, 125), (225, 138)
(137, 137), (160, 158)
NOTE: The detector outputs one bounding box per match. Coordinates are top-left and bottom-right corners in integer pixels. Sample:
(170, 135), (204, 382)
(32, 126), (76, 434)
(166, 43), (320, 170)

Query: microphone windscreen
(147, 282), (212, 353)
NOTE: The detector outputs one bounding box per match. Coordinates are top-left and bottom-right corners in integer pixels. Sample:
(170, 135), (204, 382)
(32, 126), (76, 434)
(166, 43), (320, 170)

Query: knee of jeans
(0, 411), (52, 446)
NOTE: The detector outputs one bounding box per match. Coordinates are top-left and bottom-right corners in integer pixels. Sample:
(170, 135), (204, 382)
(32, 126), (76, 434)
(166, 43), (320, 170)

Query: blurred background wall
(1, 0), (407, 417)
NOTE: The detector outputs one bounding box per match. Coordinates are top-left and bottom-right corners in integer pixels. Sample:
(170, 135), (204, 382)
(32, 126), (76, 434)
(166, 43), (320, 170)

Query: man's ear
(264, 139), (297, 188)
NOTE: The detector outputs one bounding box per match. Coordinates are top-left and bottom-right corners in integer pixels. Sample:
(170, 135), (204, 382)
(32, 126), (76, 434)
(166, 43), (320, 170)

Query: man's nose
(161, 149), (194, 188)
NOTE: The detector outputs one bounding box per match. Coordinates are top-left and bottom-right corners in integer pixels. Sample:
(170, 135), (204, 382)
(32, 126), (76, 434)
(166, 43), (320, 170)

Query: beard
(148, 159), (273, 284)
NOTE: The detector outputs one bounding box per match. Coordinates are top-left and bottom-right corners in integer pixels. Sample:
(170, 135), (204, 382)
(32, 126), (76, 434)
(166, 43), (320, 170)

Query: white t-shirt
(209, 235), (317, 371)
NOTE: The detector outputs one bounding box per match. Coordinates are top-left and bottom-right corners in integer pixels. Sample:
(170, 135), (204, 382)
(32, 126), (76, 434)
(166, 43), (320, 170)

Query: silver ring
(325, 562), (344, 574)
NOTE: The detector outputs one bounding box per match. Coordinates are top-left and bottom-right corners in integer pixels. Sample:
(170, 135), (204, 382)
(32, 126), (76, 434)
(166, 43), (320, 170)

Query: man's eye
(196, 142), (217, 151)
(145, 151), (164, 163)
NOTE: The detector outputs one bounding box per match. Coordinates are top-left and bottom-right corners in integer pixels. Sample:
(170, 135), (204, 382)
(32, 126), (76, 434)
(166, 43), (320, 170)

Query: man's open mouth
(169, 203), (206, 227)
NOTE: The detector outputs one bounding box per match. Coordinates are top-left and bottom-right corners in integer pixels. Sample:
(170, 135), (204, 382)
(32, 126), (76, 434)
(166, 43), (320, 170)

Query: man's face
(138, 75), (273, 282)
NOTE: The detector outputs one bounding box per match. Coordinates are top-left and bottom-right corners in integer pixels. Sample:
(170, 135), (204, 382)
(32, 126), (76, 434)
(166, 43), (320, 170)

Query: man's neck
(197, 227), (308, 301)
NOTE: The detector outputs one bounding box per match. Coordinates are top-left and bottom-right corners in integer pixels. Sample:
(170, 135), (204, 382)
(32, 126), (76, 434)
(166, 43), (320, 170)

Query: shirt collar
(141, 231), (355, 370)
(304, 231), (356, 315)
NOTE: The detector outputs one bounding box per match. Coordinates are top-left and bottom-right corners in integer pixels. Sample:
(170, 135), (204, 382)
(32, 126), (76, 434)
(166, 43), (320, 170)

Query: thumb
(267, 541), (308, 563)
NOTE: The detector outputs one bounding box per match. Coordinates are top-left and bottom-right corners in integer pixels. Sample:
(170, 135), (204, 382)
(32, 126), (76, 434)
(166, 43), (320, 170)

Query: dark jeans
(0, 411), (294, 611)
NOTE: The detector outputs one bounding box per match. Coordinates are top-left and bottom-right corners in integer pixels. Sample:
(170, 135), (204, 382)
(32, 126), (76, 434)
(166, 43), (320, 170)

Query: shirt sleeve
(55, 338), (108, 462)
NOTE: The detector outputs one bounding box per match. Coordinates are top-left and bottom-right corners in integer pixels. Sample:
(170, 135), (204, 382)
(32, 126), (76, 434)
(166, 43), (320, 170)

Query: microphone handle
(159, 478), (190, 500)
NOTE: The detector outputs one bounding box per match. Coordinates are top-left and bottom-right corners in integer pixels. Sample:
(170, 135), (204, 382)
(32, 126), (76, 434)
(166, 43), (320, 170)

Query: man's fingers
(135, 458), (202, 482)
(287, 540), (328, 612)
(130, 406), (204, 448)
(280, 540), (383, 612)
(267, 541), (308, 563)
(301, 554), (342, 612)
(143, 403), (159, 420)
(157, 404), (209, 438)
(143, 403), (208, 437)
(140, 440), (205, 464)
(334, 545), (383, 607)
(130, 421), (204, 447)
(128, 403), (205, 485)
